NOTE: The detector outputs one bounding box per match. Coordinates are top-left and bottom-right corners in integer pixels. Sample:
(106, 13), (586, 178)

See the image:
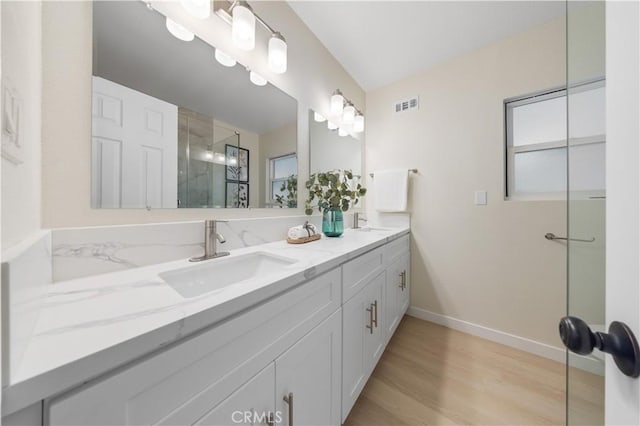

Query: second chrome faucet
(190, 220), (230, 262)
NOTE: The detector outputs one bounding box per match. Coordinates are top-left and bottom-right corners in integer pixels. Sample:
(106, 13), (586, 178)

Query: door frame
(605, 1), (640, 424)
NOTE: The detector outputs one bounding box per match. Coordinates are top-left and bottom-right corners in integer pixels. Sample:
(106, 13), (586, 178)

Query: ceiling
(288, 1), (566, 91)
(93, 1), (296, 135)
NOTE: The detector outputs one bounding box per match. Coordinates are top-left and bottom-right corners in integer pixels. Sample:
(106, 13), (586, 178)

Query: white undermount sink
(160, 252), (297, 298)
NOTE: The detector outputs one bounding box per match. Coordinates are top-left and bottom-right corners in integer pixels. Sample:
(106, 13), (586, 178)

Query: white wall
(366, 18), (567, 348)
(1, 1), (42, 249)
(41, 1), (364, 228)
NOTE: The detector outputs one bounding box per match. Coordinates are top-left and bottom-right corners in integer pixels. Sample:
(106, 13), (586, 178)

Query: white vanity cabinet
(46, 269), (342, 426)
(13, 232), (411, 426)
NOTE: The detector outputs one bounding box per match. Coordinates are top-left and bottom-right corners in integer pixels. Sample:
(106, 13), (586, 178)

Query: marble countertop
(3, 226), (409, 414)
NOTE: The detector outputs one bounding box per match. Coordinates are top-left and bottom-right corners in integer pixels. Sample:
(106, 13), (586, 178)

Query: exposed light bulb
(343, 105), (356, 124)
(327, 121), (338, 130)
(338, 127), (348, 137)
(330, 91), (344, 116)
(165, 17), (194, 42)
(353, 115), (365, 133)
(180, 0), (211, 19)
(314, 112), (326, 122)
(249, 71), (267, 86)
(232, 1), (255, 51)
(215, 49), (236, 67)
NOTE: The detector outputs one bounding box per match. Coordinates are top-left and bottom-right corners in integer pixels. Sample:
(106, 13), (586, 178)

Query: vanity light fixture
(231, 1), (255, 51)
(180, 0), (211, 19)
(331, 90), (345, 116)
(342, 104), (356, 124)
(165, 17), (195, 41)
(329, 89), (365, 134)
(314, 112), (326, 122)
(268, 32), (287, 74)
(216, 1), (288, 74)
(249, 70), (267, 86)
(338, 127), (348, 137)
(327, 121), (338, 130)
(215, 49), (237, 67)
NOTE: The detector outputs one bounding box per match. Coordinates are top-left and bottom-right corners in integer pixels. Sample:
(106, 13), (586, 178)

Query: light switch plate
(474, 190), (487, 205)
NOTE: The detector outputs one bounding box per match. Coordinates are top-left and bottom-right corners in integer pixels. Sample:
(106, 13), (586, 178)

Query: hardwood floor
(344, 316), (604, 426)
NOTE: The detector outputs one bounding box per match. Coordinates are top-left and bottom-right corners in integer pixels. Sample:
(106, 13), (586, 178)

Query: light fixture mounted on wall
(216, 0), (288, 75)
(327, 89), (365, 135)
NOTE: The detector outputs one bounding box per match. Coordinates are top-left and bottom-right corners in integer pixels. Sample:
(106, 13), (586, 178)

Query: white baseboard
(406, 306), (604, 376)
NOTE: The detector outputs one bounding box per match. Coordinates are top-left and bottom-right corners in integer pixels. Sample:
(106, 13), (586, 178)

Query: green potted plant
(305, 170), (367, 237)
(275, 175), (298, 208)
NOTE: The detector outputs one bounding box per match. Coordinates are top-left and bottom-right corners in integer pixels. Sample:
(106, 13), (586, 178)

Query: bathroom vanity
(2, 228), (410, 426)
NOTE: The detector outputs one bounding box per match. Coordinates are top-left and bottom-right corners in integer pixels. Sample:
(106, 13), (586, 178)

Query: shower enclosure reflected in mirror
(91, 1), (298, 209)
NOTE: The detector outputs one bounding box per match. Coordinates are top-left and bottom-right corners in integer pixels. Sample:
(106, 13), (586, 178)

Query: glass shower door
(566, 0), (606, 424)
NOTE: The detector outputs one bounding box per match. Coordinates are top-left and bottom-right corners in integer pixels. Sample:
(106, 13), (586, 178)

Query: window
(268, 153), (297, 207)
(504, 80), (605, 199)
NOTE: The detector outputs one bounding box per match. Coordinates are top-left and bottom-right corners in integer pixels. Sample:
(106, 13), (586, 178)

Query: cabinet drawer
(385, 234), (409, 266)
(342, 246), (385, 302)
(47, 269), (341, 426)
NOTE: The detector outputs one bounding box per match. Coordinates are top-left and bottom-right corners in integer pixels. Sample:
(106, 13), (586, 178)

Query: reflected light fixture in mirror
(353, 115), (365, 133)
(215, 49), (237, 67)
(314, 112), (326, 122)
(180, 0), (211, 19)
(249, 70), (267, 86)
(327, 121), (338, 130)
(338, 127), (348, 137)
(232, 1), (256, 51)
(165, 17), (195, 41)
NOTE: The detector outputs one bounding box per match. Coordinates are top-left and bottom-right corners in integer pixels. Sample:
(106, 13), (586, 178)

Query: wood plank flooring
(344, 316), (604, 426)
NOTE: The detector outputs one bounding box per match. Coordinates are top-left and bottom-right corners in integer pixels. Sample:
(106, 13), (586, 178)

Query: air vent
(393, 96), (419, 114)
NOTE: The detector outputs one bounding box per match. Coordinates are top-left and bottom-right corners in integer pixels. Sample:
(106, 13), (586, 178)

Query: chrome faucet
(190, 220), (230, 262)
(353, 212), (368, 229)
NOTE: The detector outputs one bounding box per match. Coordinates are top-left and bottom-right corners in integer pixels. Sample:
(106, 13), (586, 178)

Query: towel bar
(369, 168), (418, 178)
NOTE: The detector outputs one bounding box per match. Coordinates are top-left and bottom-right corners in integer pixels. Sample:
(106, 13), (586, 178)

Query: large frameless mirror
(91, 1), (298, 209)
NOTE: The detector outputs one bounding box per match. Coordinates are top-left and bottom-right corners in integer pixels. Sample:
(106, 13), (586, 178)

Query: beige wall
(366, 18), (568, 347)
(258, 121), (297, 206)
(1, 1), (42, 249)
(41, 1), (364, 228)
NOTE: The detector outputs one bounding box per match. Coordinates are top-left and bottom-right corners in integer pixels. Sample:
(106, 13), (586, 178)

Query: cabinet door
(341, 271), (385, 422)
(275, 310), (341, 426)
(385, 254), (410, 340)
(194, 364), (275, 426)
(365, 272), (386, 370)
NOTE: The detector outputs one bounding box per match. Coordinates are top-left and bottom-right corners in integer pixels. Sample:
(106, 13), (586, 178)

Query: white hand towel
(374, 169), (408, 212)
(287, 222), (318, 240)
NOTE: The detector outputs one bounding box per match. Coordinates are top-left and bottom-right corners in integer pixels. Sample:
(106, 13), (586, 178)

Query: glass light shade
(249, 71), (267, 86)
(342, 105), (356, 124)
(215, 49), (236, 67)
(338, 127), (348, 137)
(353, 115), (365, 133)
(268, 33), (287, 74)
(180, 0), (211, 19)
(327, 121), (338, 130)
(232, 2), (255, 51)
(314, 112), (326, 122)
(330, 93), (344, 116)
(165, 18), (194, 42)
